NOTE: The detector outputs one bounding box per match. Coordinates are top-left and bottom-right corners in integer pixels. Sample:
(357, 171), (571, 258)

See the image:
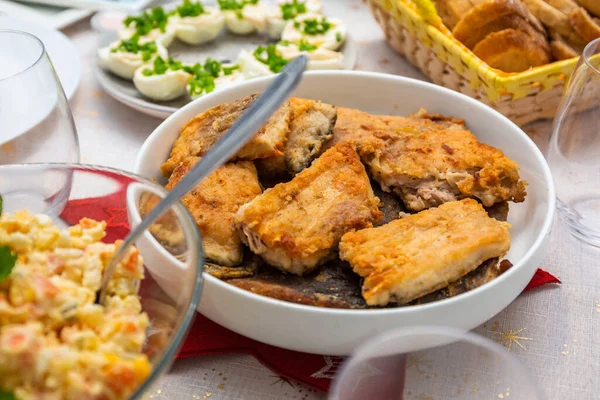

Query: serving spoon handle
(98, 55), (308, 304)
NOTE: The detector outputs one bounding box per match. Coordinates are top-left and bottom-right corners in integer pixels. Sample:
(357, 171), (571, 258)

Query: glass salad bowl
(0, 163), (203, 400)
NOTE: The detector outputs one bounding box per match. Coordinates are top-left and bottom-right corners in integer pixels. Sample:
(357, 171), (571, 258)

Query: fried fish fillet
(235, 142), (383, 275)
(339, 199), (511, 306)
(167, 158), (262, 266)
(161, 93), (291, 177)
(331, 107), (527, 211)
(256, 98), (337, 176)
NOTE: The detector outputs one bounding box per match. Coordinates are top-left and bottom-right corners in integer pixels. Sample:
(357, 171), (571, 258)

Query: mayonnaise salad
(98, 0), (347, 101)
(0, 209), (151, 400)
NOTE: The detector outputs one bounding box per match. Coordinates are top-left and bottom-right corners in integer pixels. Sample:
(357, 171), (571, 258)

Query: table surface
(60, 1), (600, 398)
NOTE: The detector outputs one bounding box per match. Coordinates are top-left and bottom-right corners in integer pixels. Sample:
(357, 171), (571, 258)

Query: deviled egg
(133, 57), (193, 101)
(187, 59), (244, 100)
(265, 0), (322, 39)
(118, 6), (176, 47)
(237, 44), (288, 79)
(218, 0), (267, 35)
(170, 0), (225, 45)
(281, 14), (346, 51)
(98, 34), (168, 80)
(277, 40), (344, 70)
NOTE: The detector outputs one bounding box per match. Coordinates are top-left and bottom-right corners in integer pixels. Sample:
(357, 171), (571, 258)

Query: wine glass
(0, 30), (80, 214)
(0, 163), (204, 399)
(0, 30), (80, 164)
(548, 38), (600, 246)
(330, 326), (545, 400)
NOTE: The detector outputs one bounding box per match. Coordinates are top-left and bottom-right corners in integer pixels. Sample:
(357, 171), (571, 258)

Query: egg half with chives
(218, 0), (267, 35)
(170, 0), (225, 45)
(265, 0), (322, 39)
(237, 44), (289, 79)
(133, 57), (193, 101)
(118, 6), (176, 47)
(98, 34), (168, 80)
(277, 40), (344, 70)
(281, 14), (346, 51)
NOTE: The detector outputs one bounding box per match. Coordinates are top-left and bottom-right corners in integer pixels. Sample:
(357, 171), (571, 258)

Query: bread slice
(549, 28), (585, 56)
(473, 29), (552, 72)
(521, 0), (587, 46)
(434, 0), (488, 29)
(453, 0), (548, 50)
(550, 34), (581, 59)
(434, 0), (475, 30)
(545, 0), (579, 14)
(569, 7), (600, 42)
(576, 0), (600, 18)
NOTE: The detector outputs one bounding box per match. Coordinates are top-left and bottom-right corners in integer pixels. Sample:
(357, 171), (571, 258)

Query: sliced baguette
(550, 33), (581, 59)
(576, 0), (600, 18)
(434, 0), (478, 30)
(544, 0), (579, 14)
(569, 7), (600, 42)
(453, 0), (548, 49)
(473, 28), (552, 72)
(521, 0), (587, 46)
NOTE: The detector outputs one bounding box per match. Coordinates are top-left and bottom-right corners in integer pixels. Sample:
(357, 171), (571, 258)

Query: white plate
(0, 1), (92, 30)
(16, 0), (154, 12)
(94, 25), (358, 119)
(134, 71), (555, 355)
(0, 15), (81, 99)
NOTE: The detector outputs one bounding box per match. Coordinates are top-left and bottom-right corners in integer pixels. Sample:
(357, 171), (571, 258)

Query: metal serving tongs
(98, 55), (308, 305)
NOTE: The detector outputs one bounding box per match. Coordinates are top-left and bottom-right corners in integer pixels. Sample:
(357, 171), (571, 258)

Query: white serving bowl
(134, 71), (555, 356)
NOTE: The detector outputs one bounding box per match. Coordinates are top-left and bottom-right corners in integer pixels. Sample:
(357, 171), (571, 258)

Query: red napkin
(60, 178), (561, 393)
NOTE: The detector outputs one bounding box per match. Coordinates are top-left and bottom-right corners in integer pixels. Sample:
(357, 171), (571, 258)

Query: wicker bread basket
(366, 0), (593, 126)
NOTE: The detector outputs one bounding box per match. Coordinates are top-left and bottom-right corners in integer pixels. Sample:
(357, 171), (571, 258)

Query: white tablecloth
(62, 1), (600, 398)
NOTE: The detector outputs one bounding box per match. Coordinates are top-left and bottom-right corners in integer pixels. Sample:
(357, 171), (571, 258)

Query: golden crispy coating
(339, 199), (511, 306)
(256, 98), (337, 176)
(235, 142), (383, 275)
(330, 107), (527, 211)
(167, 158), (262, 266)
(161, 94), (291, 177)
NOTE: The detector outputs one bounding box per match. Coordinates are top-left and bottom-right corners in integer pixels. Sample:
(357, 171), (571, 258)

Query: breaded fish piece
(256, 98), (337, 176)
(167, 158), (262, 266)
(331, 107), (527, 211)
(339, 199), (511, 306)
(161, 93), (291, 177)
(235, 142), (383, 275)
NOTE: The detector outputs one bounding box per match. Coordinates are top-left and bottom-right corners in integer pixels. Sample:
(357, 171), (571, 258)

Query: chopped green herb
(298, 39), (317, 51)
(278, 39), (317, 52)
(223, 64), (239, 75)
(188, 71), (216, 97)
(294, 21), (300, 29)
(110, 34), (158, 60)
(0, 390), (15, 400)
(253, 44), (289, 73)
(0, 194), (3, 214)
(0, 245), (17, 282)
(217, 0), (258, 11)
(298, 17), (332, 35)
(123, 6), (170, 35)
(142, 57), (194, 76)
(176, 0), (206, 17)
(203, 58), (222, 77)
(281, 0), (307, 20)
(335, 31), (343, 43)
